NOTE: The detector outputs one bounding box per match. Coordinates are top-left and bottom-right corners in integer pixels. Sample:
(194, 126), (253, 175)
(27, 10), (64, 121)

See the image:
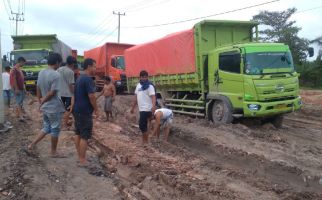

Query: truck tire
(211, 98), (233, 124)
(269, 115), (284, 128)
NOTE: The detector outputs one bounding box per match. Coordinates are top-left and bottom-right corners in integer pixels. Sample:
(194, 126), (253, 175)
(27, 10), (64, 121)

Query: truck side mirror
(111, 57), (116, 67)
(308, 47), (314, 57)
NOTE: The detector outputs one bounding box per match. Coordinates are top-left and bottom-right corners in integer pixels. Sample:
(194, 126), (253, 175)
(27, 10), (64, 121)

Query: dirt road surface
(1, 90), (322, 200)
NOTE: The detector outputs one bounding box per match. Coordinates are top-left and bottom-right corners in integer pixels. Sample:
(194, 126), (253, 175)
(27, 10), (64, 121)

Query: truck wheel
(270, 115), (284, 128)
(211, 99), (233, 124)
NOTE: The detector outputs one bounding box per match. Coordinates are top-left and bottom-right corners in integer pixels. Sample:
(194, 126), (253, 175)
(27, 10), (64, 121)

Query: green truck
(125, 20), (310, 127)
(10, 34), (72, 91)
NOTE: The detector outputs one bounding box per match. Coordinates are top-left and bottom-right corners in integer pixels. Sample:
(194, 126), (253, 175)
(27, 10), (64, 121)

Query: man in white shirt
(131, 70), (156, 145)
(152, 108), (173, 141)
(2, 66), (12, 114)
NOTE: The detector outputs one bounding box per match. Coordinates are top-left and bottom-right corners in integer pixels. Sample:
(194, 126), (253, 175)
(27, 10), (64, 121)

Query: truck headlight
(298, 96), (302, 106)
(248, 104), (261, 111)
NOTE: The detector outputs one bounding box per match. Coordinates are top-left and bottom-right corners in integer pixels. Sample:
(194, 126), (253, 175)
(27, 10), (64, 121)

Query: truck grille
(262, 88), (295, 95)
(260, 96), (297, 102)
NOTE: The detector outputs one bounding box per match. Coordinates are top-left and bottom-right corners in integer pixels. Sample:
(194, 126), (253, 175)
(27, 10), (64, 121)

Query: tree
(252, 8), (309, 64)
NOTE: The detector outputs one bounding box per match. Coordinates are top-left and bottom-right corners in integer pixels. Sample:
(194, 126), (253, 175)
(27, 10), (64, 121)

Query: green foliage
(297, 60), (322, 88)
(252, 8), (310, 65)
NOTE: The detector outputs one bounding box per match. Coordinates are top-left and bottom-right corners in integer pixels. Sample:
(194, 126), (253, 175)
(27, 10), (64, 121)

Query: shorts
(3, 90), (12, 107)
(14, 90), (25, 107)
(61, 96), (72, 111)
(73, 112), (93, 140)
(139, 111), (152, 133)
(161, 116), (173, 129)
(42, 112), (64, 137)
(104, 96), (113, 112)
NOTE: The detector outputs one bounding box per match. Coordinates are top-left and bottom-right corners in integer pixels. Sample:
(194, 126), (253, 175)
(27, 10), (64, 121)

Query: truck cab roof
(210, 42), (290, 54)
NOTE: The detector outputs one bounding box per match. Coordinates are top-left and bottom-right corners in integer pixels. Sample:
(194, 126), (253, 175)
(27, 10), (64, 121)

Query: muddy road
(1, 91), (322, 200)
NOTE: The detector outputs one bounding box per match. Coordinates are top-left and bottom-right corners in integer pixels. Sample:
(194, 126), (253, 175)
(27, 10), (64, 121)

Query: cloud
(1, 0), (322, 56)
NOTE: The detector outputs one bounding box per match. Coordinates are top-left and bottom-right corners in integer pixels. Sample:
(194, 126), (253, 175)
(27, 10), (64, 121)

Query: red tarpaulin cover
(125, 29), (196, 77)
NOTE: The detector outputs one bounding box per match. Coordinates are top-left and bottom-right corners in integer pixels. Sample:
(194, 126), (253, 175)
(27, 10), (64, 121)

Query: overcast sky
(1, 0), (322, 56)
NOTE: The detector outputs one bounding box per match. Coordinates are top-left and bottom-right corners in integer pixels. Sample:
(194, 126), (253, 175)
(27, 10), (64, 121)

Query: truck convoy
(125, 20), (305, 127)
(84, 42), (133, 92)
(10, 34), (72, 91)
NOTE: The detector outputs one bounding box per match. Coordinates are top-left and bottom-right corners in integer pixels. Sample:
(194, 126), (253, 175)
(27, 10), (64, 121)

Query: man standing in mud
(57, 56), (76, 127)
(10, 57), (26, 121)
(73, 58), (98, 166)
(96, 76), (116, 122)
(130, 70), (156, 145)
(27, 53), (65, 157)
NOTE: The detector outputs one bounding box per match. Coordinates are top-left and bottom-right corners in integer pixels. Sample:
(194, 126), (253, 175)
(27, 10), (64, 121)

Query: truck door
(210, 50), (244, 109)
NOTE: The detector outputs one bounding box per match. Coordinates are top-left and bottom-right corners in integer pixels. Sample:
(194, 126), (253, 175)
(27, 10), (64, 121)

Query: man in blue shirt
(72, 58), (98, 166)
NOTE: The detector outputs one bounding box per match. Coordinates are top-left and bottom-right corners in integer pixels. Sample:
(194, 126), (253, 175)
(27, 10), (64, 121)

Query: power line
(87, 15), (116, 42)
(94, 27), (118, 46)
(295, 5), (322, 14)
(127, 0), (280, 28)
(2, 0), (11, 17)
(6, 0), (12, 13)
(87, 14), (114, 36)
(118, 0), (155, 12)
(2, 0), (14, 35)
(125, 0), (171, 13)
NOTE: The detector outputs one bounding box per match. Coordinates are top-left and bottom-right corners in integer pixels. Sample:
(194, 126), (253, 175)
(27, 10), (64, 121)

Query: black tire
(270, 115), (284, 128)
(211, 98), (233, 124)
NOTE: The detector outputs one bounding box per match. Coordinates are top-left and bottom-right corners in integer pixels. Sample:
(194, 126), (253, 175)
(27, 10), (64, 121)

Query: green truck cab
(10, 35), (72, 91)
(126, 20), (305, 127)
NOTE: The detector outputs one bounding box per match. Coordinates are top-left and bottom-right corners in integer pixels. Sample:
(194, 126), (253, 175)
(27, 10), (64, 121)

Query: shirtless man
(151, 108), (173, 141)
(97, 76), (116, 121)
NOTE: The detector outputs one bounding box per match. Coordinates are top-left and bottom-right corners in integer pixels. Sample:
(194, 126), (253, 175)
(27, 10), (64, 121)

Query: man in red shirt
(10, 57), (26, 121)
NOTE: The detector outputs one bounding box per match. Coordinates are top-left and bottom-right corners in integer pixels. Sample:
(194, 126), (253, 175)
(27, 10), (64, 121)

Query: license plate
(25, 80), (36, 85)
(275, 104), (287, 109)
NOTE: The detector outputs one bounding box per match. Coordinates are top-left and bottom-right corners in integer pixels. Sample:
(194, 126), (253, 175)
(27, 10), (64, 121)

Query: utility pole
(10, 11), (24, 36)
(113, 11), (125, 43)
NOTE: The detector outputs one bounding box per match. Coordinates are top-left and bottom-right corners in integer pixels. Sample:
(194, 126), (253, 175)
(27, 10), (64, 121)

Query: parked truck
(125, 20), (310, 127)
(84, 42), (133, 92)
(10, 34), (72, 91)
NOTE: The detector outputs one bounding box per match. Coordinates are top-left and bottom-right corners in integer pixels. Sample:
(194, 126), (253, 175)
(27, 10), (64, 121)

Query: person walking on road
(130, 70), (156, 145)
(72, 58), (98, 166)
(57, 56), (76, 127)
(10, 57), (26, 121)
(27, 53), (66, 157)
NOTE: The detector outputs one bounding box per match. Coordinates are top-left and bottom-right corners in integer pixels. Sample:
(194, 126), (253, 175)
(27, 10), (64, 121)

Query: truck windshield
(11, 50), (49, 66)
(244, 52), (294, 75)
(115, 56), (125, 70)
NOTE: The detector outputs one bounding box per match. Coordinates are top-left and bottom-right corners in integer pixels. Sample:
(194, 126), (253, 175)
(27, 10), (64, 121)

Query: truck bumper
(24, 80), (37, 92)
(243, 97), (302, 117)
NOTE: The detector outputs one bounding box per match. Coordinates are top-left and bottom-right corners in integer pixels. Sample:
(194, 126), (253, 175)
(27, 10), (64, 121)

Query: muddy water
(1, 91), (322, 200)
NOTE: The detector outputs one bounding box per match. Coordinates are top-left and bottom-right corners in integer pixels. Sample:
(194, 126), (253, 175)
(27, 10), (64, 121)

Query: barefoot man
(28, 53), (65, 157)
(97, 76), (116, 122)
(130, 70), (156, 145)
(73, 58), (98, 166)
